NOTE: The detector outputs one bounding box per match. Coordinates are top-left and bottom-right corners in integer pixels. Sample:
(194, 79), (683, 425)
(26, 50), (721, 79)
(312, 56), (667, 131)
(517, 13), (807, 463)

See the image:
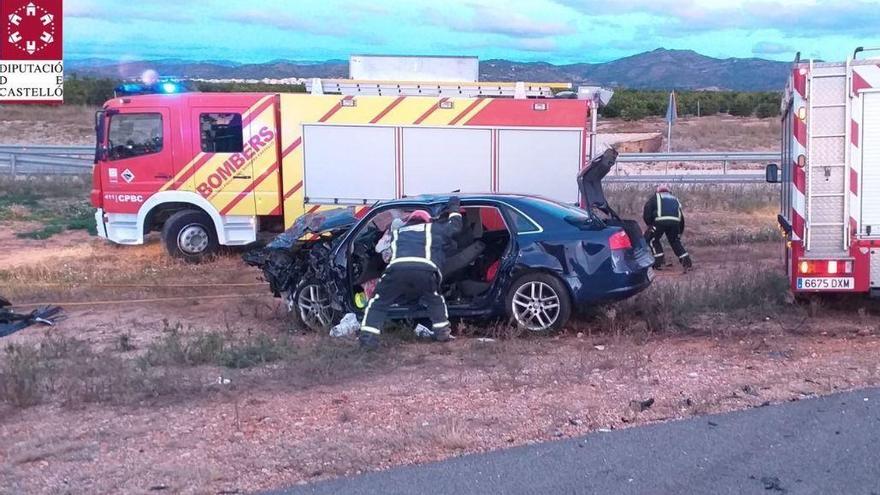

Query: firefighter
(643, 186), (692, 271)
(358, 198), (463, 351)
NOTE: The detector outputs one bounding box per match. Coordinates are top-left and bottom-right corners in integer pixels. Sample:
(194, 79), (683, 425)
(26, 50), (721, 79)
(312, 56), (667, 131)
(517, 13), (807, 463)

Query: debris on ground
(0, 296), (64, 337)
(630, 398), (655, 412)
(414, 324), (434, 339)
(330, 313), (360, 338)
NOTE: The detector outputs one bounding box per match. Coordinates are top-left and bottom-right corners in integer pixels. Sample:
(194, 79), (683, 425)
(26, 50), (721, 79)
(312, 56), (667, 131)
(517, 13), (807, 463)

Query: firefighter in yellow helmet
(643, 185), (692, 272)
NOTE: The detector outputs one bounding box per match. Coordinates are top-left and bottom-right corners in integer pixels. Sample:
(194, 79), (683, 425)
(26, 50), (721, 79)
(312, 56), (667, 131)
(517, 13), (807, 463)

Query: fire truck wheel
(505, 272), (571, 333)
(162, 209), (219, 263)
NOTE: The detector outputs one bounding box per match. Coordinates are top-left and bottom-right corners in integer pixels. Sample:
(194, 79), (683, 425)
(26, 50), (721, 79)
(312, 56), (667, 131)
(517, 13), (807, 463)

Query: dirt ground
(2, 202), (880, 494)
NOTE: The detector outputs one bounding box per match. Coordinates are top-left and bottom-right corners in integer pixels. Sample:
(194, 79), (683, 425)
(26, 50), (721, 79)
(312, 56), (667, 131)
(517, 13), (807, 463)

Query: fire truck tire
(162, 209), (219, 263)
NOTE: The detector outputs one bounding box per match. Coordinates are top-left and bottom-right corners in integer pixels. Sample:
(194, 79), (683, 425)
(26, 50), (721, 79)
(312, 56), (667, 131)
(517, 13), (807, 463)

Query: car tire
(505, 272), (571, 333)
(162, 209), (219, 263)
(290, 279), (339, 332)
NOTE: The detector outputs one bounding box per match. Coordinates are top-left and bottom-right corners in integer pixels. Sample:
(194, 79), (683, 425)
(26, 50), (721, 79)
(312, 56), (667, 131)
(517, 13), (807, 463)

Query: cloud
(426, 2), (576, 38)
(514, 38), (559, 52)
(220, 10), (350, 37)
(752, 41), (794, 56)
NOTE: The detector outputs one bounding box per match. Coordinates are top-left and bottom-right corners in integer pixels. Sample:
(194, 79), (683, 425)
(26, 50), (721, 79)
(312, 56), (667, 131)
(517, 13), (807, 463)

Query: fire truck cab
(91, 81), (594, 261)
(772, 48), (880, 295)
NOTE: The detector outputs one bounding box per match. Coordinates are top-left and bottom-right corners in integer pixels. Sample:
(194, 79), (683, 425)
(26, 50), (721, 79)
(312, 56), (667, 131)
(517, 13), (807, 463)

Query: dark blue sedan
(245, 192), (654, 333)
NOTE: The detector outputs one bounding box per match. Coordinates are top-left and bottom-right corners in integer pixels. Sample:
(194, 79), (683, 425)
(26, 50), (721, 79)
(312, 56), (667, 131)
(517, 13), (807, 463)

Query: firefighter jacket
(388, 212), (463, 273)
(643, 193), (685, 232)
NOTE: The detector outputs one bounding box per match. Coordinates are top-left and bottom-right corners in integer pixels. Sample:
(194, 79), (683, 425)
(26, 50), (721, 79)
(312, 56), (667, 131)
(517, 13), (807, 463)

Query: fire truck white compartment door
(401, 127), (492, 195)
(498, 129), (582, 204)
(861, 93), (880, 235)
(303, 125), (396, 203)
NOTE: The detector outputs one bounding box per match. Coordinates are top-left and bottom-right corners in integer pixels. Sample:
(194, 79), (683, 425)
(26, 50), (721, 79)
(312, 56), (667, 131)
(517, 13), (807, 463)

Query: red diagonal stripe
(414, 98), (448, 125)
(242, 96), (276, 127)
(306, 205), (322, 214)
(319, 96), (354, 122)
(853, 71), (871, 94)
(852, 120), (860, 147)
(282, 180), (303, 201)
(281, 137), (303, 160)
(172, 153), (213, 189)
(851, 168), (859, 195)
(449, 99), (483, 125)
(371, 96), (405, 124)
(220, 162), (279, 215)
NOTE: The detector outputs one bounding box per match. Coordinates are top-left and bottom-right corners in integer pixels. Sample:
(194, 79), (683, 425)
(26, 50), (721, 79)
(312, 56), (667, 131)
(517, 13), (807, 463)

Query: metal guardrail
(0, 145), (94, 176)
(608, 151), (779, 184)
(0, 145), (780, 184)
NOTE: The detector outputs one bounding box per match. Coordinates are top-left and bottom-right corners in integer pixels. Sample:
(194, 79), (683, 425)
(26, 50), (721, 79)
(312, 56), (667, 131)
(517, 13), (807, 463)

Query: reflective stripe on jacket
(388, 212), (462, 272)
(643, 192), (684, 227)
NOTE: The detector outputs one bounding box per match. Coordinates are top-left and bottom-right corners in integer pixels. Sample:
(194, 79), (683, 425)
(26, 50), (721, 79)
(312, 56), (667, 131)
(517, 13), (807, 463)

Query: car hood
(577, 148), (619, 219)
(266, 208), (358, 250)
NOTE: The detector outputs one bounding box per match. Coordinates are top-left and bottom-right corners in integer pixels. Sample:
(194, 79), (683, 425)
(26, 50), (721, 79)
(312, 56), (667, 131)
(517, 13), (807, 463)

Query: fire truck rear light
(827, 261), (838, 274)
(845, 261), (853, 273)
(797, 106), (807, 120)
(609, 230), (631, 250)
(797, 154), (806, 168)
(798, 67), (808, 76)
(799, 261), (810, 274)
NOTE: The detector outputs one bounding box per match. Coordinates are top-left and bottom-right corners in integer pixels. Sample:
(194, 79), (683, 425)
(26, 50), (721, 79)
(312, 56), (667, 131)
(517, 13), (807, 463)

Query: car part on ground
(0, 296), (64, 338)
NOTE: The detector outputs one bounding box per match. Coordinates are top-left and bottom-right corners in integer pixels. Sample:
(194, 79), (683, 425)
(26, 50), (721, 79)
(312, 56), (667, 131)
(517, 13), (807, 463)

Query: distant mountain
(67, 49), (789, 91)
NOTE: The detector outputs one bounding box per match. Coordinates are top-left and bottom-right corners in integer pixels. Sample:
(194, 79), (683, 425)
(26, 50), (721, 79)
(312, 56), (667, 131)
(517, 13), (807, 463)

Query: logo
(7, 2), (56, 56)
(1, 0), (63, 103)
(121, 169), (136, 184)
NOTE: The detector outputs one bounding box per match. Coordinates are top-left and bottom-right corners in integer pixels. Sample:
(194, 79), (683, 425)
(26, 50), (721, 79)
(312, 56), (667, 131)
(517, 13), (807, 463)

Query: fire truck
(91, 79), (599, 261)
(769, 48), (880, 295)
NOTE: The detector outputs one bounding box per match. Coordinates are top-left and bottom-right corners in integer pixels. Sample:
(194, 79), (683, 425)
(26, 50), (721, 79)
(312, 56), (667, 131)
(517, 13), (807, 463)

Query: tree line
(63, 76), (781, 120)
(601, 89), (781, 120)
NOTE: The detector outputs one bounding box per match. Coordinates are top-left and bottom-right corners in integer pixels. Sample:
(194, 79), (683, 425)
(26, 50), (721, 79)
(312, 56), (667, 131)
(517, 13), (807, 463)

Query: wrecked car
(244, 150), (654, 333)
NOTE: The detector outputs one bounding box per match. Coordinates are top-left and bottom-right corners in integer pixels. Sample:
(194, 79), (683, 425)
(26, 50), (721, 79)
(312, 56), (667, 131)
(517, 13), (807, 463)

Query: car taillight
(798, 260), (852, 275)
(609, 230), (632, 251)
(90, 163), (103, 208)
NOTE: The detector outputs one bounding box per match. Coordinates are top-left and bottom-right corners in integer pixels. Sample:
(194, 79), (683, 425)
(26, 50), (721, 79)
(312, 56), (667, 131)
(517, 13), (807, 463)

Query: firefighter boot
(681, 255), (693, 273)
(432, 325), (451, 342)
(358, 331), (380, 351)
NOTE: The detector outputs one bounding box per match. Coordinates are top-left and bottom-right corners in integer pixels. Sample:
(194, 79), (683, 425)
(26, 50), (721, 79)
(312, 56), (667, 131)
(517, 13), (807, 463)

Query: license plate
(796, 277), (854, 290)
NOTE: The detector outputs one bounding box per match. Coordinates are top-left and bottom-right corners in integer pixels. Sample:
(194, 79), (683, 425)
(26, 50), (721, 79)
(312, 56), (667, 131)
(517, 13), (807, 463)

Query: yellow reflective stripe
(391, 228), (398, 260)
(388, 257), (439, 270)
(433, 321), (450, 329)
(424, 227), (430, 260)
(361, 294), (379, 328)
(656, 216), (681, 222)
(656, 193), (662, 219)
(360, 326), (381, 335)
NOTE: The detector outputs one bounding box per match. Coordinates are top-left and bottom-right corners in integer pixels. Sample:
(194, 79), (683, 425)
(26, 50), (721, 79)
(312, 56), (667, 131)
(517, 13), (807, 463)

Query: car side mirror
(765, 163), (780, 183)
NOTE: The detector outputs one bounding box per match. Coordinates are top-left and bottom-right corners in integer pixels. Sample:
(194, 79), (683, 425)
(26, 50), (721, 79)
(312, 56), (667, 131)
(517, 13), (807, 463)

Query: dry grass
(599, 115), (781, 152)
(0, 105), (97, 145)
(606, 183), (778, 217)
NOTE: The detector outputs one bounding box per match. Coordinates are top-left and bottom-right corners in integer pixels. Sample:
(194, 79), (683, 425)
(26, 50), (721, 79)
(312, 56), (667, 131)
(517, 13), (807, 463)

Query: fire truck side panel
(277, 94), (591, 228)
(859, 92), (880, 234)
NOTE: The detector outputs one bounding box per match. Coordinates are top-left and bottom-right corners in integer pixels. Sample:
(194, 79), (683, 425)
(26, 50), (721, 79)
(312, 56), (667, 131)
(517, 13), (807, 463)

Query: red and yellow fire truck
(91, 80), (594, 260)
(771, 48), (880, 295)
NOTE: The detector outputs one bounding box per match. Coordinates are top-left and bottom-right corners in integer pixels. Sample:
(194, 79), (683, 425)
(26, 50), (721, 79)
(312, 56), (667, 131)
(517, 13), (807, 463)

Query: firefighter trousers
(649, 222), (691, 268)
(360, 265), (450, 335)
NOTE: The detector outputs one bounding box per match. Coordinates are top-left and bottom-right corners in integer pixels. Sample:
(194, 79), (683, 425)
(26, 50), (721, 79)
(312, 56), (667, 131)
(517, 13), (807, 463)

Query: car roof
(380, 193), (545, 206)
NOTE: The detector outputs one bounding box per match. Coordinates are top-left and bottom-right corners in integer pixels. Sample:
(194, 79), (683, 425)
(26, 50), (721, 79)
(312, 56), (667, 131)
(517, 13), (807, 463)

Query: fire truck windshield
(107, 113), (164, 160)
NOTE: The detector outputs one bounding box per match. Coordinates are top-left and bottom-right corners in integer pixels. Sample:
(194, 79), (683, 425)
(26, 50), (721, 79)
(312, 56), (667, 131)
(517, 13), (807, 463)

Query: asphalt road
(272, 387), (880, 495)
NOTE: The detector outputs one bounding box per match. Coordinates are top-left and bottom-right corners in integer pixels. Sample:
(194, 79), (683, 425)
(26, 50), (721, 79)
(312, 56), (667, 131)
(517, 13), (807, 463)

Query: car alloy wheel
(511, 281), (561, 332)
(296, 283), (334, 331)
(177, 223), (210, 255)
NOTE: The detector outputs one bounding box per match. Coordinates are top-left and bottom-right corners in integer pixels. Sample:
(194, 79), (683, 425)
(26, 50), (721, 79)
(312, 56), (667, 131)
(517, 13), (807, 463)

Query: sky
(64, 0), (880, 64)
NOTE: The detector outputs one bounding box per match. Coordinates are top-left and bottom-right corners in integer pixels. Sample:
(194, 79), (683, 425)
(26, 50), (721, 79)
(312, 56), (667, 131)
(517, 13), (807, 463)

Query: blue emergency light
(114, 80), (189, 96)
